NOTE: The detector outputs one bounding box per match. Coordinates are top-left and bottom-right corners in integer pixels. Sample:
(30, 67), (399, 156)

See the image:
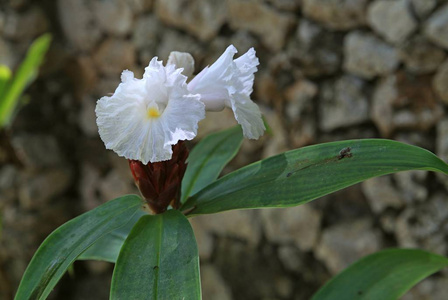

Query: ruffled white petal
(96, 59), (205, 164)
(187, 45), (265, 139)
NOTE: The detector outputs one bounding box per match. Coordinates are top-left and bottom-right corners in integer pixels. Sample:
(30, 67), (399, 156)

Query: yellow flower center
(147, 107), (161, 119)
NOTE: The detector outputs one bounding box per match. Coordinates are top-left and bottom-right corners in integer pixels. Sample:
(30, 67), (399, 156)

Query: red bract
(129, 141), (188, 214)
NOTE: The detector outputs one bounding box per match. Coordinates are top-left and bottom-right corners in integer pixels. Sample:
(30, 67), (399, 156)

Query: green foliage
(0, 34), (51, 128)
(181, 139), (448, 216)
(181, 125), (243, 203)
(110, 210), (201, 300)
(312, 249), (448, 300)
(14, 195), (143, 300)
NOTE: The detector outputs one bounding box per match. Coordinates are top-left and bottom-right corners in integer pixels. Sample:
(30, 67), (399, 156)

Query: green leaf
(181, 139), (448, 216)
(111, 210), (201, 300)
(312, 249), (448, 300)
(0, 65), (12, 99)
(78, 210), (147, 263)
(181, 125), (243, 203)
(0, 34), (51, 127)
(15, 195), (143, 300)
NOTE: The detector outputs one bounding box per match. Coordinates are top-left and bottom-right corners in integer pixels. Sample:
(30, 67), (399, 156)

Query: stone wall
(1, 0), (448, 299)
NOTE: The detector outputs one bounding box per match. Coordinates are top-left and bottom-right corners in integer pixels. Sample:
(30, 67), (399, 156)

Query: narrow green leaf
(0, 65), (12, 99)
(181, 125), (243, 203)
(14, 195), (143, 300)
(0, 34), (51, 127)
(312, 249), (448, 300)
(111, 210), (201, 300)
(181, 139), (448, 216)
(78, 210), (147, 263)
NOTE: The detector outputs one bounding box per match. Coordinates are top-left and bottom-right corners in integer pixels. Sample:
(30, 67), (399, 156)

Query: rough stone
(78, 96), (99, 137)
(284, 79), (317, 121)
(344, 31), (399, 79)
(93, 38), (136, 76)
(12, 134), (62, 169)
(228, 0), (295, 51)
(371, 75), (396, 137)
(410, 0), (437, 19)
(93, 0), (133, 36)
(261, 107), (289, 158)
(424, 4), (448, 50)
(433, 59), (448, 103)
(302, 0), (369, 30)
(394, 171), (428, 204)
(98, 169), (135, 202)
(362, 176), (404, 214)
(189, 218), (214, 261)
(367, 0), (417, 44)
(267, 0), (301, 11)
(192, 210), (262, 246)
(0, 38), (16, 69)
(261, 205), (322, 252)
(320, 75), (369, 131)
(201, 265), (233, 300)
(58, 0), (102, 51)
(79, 163), (102, 211)
(316, 219), (383, 274)
(399, 35), (446, 74)
(288, 19), (343, 77)
(132, 15), (160, 59)
(403, 277), (448, 300)
(196, 110), (238, 140)
(3, 7), (48, 41)
(156, 0), (227, 41)
(278, 245), (304, 273)
(156, 29), (202, 63)
(18, 168), (72, 209)
(396, 193), (448, 255)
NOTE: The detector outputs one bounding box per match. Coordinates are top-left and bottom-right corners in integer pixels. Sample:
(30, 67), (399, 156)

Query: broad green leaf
(15, 195), (143, 300)
(0, 34), (51, 127)
(111, 210), (201, 300)
(181, 139), (448, 216)
(0, 65), (11, 98)
(181, 125), (243, 203)
(78, 210), (147, 263)
(312, 249), (448, 300)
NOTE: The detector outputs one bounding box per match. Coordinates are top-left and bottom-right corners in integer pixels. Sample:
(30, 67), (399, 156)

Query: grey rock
(133, 15), (160, 54)
(12, 134), (62, 169)
(344, 31), (400, 79)
(193, 210), (262, 246)
(79, 163), (102, 211)
(367, 0), (417, 44)
(316, 219), (383, 274)
(362, 176), (404, 214)
(228, 0), (296, 51)
(261, 205), (322, 252)
(93, 38), (136, 76)
(396, 193), (448, 255)
(288, 20), (342, 77)
(156, 29), (202, 63)
(58, 0), (102, 51)
(424, 4), (448, 50)
(302, 0), (369, 30)
(78, 96), (99, 137)
(3, 7), (48, 41)
(18, 168), (72, 209)
(399, 35), (446, 74)
(284, 79), (317, 121)
(201, 265), (233, 300)
(371, 75), (396, 137)
(93, 0), (133, 36)
(433, 59), (448, 103)
(189, 218), (214, 261)
(98, 169), (135, 202)
(156, 0), (227, 41)
(410, 0), (437, 19)
(261, 107), (289, 158)
(128, 0), (153, 14)
(394, 170), (428, 204)
(0, 38), (16, 69)
(278, 245), (304, 272)
(267, 0), (301, 11)
(320, 75), (369, 131)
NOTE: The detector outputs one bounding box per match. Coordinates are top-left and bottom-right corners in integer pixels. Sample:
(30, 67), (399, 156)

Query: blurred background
(1, 0), (448, 299)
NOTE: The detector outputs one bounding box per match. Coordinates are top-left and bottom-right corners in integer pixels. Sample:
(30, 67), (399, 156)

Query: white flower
(96, 58), (205, 164)
(187, 45), (265, 139)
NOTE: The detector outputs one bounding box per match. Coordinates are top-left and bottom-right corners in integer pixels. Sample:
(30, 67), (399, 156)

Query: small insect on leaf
(338, 147), (352, 160)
